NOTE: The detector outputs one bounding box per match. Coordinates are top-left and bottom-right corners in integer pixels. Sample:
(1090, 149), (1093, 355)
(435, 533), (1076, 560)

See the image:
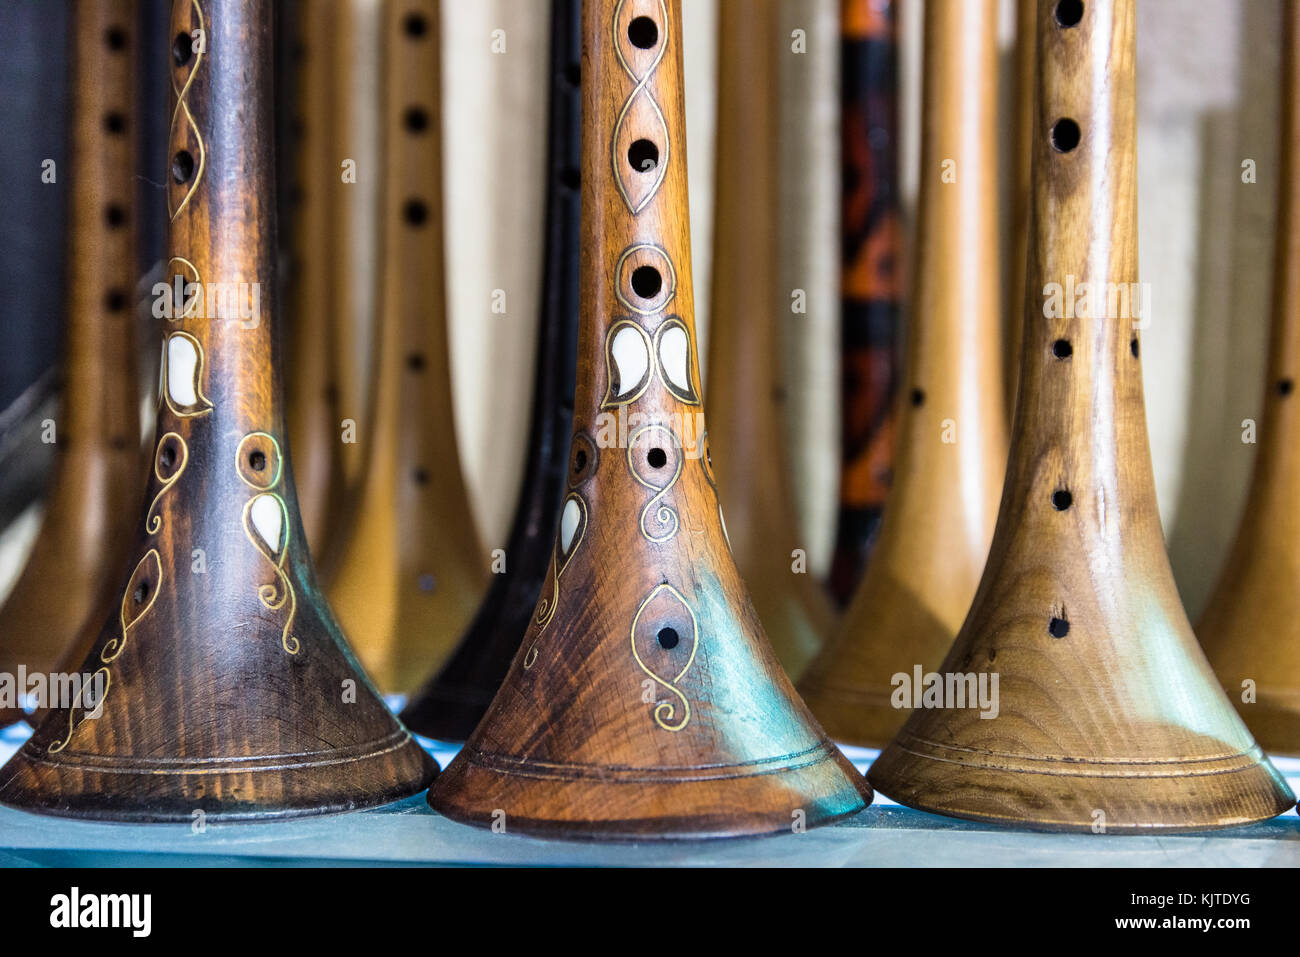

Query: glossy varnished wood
(1198, 1), (1300, 757)
(705, 0), (835, 680)
(429, 0), (869, 840)
(800, 0), (1007, 747)
(401, 0), (582, 741)
(0, 0), (143, 726)
(0, 0), (435, 821)
(324, 0), (487, 695)
(869, 0), (1292, 831)
(828, 0), (903, 606)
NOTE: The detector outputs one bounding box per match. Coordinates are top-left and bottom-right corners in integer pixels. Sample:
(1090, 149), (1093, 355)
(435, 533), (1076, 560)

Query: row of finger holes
(1049, 2), (1084, 153)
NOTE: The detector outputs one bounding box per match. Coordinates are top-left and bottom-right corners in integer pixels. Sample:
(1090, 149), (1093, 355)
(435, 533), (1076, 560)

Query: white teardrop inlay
(610, 325), (650, 399)
(560, 497), (581, 553)
(166, 334), (201, 407)
(658, 324), (691, 394)
(249, 494), (285, 557)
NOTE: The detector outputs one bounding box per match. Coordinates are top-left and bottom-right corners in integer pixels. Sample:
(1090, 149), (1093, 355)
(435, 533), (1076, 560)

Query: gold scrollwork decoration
(50, 549), (163, 754)
(627, 423), (682, 542)
(611, 0), (670, 214)
(630, 583), (699, 732)
(525, 493), (589, 670)
(145, 432), (189, 534)
(241, 492), (300, 655)
(168, 0), (207, 222)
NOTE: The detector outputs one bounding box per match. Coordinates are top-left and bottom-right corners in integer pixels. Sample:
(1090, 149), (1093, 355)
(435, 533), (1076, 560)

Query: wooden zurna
(401, 0), (582, 741)
(1198, 0), (1300, 757)
(0, 0), (435, 820)
(828, 0), (903, 605)
(0, 0), (142, 727)
(869, 0), (1293, 831)
(799, 0), (1007, 747)
(704, 0), (835, 680)
(428, 0), (870, 839)
(323, 0), (487, 696)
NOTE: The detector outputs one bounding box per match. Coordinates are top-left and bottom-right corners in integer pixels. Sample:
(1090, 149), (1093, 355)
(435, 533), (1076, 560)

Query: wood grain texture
(800, 0), (1007, 747)
(868, 0), (1293, 832)
(828, 0), (903, 606)
(0, 0), (435, 821)
(705, 0), (835, 680)
(429, 0), (869, 840)
(0, 0), (143, 727)
(284, 0), (348, 561)
(1198, 0), (1300, 757)
(1005, 0), (1036, 413)
(401, 0), (582, 742)
(323, 0), (487, 695)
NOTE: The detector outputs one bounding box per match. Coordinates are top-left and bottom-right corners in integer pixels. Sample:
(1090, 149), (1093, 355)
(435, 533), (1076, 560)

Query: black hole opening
(1048, 617), (1070, 638)
(413, 468), (430, 485)
(104, 112), (127, 135)
(1051, 118), (1081, 153)
(1052, 489), (1073, 511)
(647, 447), (667, 469)
(172, 31), (193, 65)
(574, 449), (588, 473)
(171, 150), (195, 184)
(1280, 379), (1294, 397)
(160, 444), (177, 469)
(133, 580), (150, 604)
(1130, 337), (1140, 358)
(104, 289), (128, 312)
(403, 199), (429, 226)
(910, 388), (925, 407)
(105, 205), (127, 229)
(403, 106), (429, 133)
(1055, 0), (1085, 27)
(657, 626), (679, 650)
(1052, 338), (1073, 359)
(628, 16), (659, 49)
(403, 12), (428, 37)
(628, 138), (659, 173)
(406, 353), (426, 371)
(630, 265), (662, 300)
(105, 26), (128, 51)
(560, 167), (580, 191)
(249, 450), (267, 472)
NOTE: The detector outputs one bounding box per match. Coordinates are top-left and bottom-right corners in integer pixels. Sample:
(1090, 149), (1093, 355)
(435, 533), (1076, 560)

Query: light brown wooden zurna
(799, 0), (1007, 746)
(1198, 0), (1300, 758)
(705, 0), (836, 680)
(323, 0), (487, 695)
(869, 0), (1293, 831)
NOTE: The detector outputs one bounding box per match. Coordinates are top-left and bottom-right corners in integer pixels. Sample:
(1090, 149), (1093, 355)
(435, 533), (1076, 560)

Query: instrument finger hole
(631, 265), (662, 300)
(1054, 0), (1084, 28)
(647, 447), (667, 469)
(1048, 617), (1070, 638)
(1050, 118), (1081, 153)
(403, 198), (429, 226)
(1052, 338), (1073, 359)
(628, 16), (658, 49)
(628, 138), (659, 173)
(1130, 337), (1140, 358)
(105, 26), (128, 51)
(104, 112), (127, 135)
(104, 288), (128, 312)
(910, 388), (925, 407)
(172, 31), (192, 65)
(171, 150), (196, 184)
(104, 204), (128, 229)
(1051, 489), (1073, 511)
(403, 106), (429, 133)
(403, 13), (428, 38)
(1279, 378), (1294, 397)
(657, 627), (679, 650)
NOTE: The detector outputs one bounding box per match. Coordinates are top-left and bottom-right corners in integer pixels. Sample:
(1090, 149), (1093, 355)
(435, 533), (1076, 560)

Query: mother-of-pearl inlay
(248, 493), (285, 557)
(608, 322), (651, 402)
(166, 333), (201, 407)
(560, 497), (582, 554)
(656, 322), (690, 395)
